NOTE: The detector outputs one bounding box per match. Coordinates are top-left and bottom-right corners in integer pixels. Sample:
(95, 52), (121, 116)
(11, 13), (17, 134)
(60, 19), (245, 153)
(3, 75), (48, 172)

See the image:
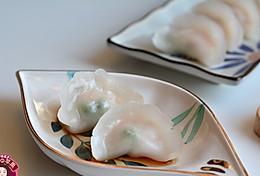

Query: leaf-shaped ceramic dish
(107, 0), (260, 85)
(17, 70), (248, 176)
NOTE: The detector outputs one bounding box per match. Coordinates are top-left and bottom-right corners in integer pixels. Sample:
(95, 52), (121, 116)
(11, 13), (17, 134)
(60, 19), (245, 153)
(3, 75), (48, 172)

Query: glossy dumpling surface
(91, 102), (182, 162)
(153, 13), (227, 67)
(223, 0), (260, 41)
(57, 69), (143, 133)
(194, 0), (244, 50)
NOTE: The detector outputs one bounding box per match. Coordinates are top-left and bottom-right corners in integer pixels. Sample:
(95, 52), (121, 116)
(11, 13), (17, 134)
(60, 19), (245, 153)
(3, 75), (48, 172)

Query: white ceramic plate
(107, 0), (260, 85)
(17, 70), (248, 176)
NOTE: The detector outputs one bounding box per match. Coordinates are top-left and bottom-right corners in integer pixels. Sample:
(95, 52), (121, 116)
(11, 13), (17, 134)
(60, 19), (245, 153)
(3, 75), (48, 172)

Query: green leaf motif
(75, 143), (92, 160)
(172, 103), (196, 127)
(67, 71), (76, 80)
(181, 104), (200, 138)
(122, 160), (147, 167)
(60, 134), (73, 149)
(181, 115), (195, 139)
(185, 104), (205, 144)
(51, 121), (62, 132)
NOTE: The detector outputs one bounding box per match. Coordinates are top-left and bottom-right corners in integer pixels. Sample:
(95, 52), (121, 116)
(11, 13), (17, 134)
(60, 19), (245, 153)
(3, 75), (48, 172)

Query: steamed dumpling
(91, 102), (181, 162)
(194, 0), (244, 50)
(223, 0), (260, 41)
(58, 69), (143, 133)
(153, 13), (227, 67)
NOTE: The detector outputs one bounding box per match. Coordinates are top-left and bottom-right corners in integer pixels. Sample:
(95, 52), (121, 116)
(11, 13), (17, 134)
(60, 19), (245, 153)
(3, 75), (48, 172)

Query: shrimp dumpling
(194, 0), (244, 50)
(152, 14), (227, 67)
(91, 102), (181, 162)
(57, 69), (144, 133)
(223, 0), (260, 41)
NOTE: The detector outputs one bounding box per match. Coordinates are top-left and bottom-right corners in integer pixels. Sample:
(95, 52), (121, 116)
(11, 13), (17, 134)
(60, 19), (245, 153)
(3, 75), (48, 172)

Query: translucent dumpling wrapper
(91, 102), (182, 162)
(57, 69), (144, 133)
(152, 14), (227, 67)
(193, 0), (244, 50)
(223, 0), (260, 41)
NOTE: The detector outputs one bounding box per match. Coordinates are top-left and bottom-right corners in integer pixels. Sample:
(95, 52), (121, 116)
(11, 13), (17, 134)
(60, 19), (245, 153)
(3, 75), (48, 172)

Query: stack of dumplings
(152, 0), (260, 67)
(58, 69), (182, 162)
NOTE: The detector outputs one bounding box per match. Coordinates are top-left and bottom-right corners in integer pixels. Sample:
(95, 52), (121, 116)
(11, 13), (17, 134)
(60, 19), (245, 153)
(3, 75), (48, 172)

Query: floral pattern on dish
(50, 103), (238, 176)
(212, 42), (260, 76)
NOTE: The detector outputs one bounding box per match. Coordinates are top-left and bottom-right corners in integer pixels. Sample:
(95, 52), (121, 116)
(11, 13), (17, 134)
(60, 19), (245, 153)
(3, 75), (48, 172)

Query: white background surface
(0, 1), (259, 175)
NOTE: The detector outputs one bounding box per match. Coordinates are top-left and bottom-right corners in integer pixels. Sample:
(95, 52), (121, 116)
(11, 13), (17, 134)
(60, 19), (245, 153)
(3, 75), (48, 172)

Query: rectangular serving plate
(108, 0), (260, 85)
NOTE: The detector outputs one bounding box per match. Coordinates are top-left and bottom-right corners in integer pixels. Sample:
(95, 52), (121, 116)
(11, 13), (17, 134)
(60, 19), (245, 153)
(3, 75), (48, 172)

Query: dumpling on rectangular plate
(91, 102), (182, 162)
(223, 0), (260, 41)
(152, 13), (227, 67)
(58, 69), (144, 133)
(193, 0), (244, 50)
